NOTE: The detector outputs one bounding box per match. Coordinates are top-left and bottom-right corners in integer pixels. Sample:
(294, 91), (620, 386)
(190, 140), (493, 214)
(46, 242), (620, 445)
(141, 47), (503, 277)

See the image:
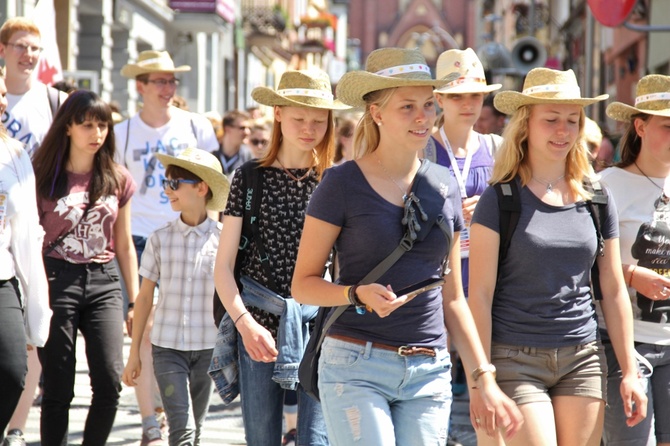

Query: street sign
(587, 0), (636, 27)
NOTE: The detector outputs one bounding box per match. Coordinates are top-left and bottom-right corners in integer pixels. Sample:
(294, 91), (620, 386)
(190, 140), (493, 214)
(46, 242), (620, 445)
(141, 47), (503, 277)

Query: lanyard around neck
(439, 126), (473, 199)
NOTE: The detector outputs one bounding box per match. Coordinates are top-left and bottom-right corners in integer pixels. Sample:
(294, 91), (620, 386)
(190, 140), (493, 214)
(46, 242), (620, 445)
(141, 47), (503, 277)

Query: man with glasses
(0, 17), (67, 155)
(212, 110), (253, 176)
(114, 50), (218, 445)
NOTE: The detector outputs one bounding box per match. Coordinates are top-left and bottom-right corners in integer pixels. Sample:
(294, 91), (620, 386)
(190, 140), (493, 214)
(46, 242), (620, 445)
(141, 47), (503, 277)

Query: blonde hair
(490, 104), (594, 200)
(258, 106), (335, 179)
(353, 88), (396, 158)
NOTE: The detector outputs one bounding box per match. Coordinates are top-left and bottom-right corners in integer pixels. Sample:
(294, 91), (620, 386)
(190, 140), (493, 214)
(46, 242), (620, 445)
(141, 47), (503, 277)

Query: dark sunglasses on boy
(161, 178), (199, 191)
(250, 138), (268, 147)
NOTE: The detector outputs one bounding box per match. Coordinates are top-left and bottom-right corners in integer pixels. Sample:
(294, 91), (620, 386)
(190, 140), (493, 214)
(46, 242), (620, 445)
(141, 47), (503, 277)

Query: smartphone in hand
(394, 278), (445, 299)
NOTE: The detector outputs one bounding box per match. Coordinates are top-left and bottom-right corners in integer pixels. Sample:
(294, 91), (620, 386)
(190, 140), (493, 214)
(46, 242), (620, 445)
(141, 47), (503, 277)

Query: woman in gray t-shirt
(469, 67), (646, 446)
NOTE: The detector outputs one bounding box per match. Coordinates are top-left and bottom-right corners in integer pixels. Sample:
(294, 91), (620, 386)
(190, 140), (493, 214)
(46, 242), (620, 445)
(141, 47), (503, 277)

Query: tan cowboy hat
(121, 50), (191, 79)
(494, 67), (608, 115)
(252, 69), (350, 110)
(434, 48), (501, 94)
(336, 47), (455, 108)
(155, 148), (230, 211)
(606, 75), (670, 121)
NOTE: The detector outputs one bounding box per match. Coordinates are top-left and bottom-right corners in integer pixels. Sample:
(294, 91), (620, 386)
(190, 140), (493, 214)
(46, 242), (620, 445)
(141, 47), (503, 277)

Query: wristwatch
(471, 363), (496, 382)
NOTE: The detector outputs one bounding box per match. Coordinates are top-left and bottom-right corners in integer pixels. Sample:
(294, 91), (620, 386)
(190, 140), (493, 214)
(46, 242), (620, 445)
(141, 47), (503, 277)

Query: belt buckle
(397, 346), (412, 356)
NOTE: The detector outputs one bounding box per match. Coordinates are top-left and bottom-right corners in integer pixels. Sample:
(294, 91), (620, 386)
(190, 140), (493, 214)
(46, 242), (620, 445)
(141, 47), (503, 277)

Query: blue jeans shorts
(492, 340), (606, 405)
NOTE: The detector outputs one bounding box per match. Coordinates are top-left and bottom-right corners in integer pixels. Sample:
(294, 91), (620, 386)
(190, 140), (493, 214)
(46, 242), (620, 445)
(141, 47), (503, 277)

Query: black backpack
(493, 178), (609, 300)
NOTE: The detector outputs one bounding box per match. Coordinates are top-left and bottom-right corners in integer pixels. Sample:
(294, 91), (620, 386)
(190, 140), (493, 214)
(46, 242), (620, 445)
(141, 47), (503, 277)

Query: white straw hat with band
(434, 48), (501, 94)
(155, 147), (230, 212)
(336, 47), (457, 108)
(251, 69), (350, 110)
(494, 67), (608, 115)
(121, 50), (191, 79)
(606, 74), (670, 121)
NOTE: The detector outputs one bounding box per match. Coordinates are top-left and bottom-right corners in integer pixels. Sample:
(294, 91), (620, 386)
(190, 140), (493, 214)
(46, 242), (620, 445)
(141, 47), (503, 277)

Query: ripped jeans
(318, 336), (452, 446)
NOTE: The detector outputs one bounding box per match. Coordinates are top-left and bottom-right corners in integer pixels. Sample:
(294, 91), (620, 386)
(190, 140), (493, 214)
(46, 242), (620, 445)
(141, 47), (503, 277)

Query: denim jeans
(602, 338), (670, 445)
(318, 336), (452, 446)
(0, 278), (27, 433)
(238, 337), (328, 446)
(38, 257), (124, 446)
(152, 345), (214, 446)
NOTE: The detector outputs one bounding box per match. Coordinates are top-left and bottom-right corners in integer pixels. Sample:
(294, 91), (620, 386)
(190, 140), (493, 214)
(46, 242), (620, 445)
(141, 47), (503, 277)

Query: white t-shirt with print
(3, 83), (67, 155)
(114, 106), (217, 237)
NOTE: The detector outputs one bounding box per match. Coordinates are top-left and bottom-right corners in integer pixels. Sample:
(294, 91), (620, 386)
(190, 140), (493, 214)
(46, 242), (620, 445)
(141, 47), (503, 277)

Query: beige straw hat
(494, 67), (608, 115)
(606, 74), (670, 121)
(155, 148), (230, 211)
(251, 69), (350, 110)
(336, 47), (455, 108)
(121, 50), (190, 79)
(434, 48), (501, 94)
(584, 117), (603, 147)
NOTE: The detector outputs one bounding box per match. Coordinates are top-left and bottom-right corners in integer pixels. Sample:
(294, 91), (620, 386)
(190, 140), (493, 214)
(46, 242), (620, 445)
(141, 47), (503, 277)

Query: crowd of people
(0, 12), (668, 446)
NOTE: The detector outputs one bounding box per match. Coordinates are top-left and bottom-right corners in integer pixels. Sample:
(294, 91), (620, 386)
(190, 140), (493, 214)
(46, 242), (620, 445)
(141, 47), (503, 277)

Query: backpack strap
(190, 117), (198, 140)
(46, 85), (61, 118)
(583, 178), (608, 301)
(494, 179), (522, 274)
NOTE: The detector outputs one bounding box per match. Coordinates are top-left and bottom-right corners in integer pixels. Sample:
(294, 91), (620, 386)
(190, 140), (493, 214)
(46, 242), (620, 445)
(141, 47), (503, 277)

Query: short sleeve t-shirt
(40, 166), (136, 264)
(307, 161), (464, 349)
(472, 178), (619, 347)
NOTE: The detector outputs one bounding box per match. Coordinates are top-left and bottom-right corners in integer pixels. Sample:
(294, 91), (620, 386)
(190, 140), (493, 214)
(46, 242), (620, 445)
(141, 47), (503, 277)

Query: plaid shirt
(140, 217), (221, 351)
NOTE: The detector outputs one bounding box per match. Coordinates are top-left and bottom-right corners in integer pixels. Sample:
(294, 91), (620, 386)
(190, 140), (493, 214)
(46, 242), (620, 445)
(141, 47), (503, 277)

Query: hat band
(522, 84), (581, 96)
(138, 57), (171, 67)
(375, 64), (431, 77)
(443, 76), (487, 88)
(635, 92), (670, 106)
(277, 88), (334, 101)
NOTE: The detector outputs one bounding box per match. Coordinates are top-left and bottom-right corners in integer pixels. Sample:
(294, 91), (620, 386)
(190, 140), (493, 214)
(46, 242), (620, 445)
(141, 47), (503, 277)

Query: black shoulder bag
(299, 159), (454, 401)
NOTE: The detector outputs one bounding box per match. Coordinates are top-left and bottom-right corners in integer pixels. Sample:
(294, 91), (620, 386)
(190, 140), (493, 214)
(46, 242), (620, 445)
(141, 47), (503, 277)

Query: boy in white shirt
(122, 148), (229, 445)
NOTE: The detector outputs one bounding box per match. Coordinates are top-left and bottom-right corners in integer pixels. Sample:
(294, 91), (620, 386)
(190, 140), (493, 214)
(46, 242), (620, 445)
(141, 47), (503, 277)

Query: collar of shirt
(175, 216), (215, 238)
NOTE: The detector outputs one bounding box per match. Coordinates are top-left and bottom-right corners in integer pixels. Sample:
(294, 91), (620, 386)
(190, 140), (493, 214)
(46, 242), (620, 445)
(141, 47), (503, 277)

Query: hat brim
(434, 83), (502, 94)
(251, 87), (350, 110)
(121, 65), (192, 79)
(336, 71), (452, 108)
(154, 153), (230, 212)
(606, 101), (670, 122)
(494, 91), (609, 115)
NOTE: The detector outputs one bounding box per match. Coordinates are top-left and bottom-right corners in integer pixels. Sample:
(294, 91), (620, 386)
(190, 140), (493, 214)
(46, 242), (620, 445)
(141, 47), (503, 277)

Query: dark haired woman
(32, 90), (139, 446)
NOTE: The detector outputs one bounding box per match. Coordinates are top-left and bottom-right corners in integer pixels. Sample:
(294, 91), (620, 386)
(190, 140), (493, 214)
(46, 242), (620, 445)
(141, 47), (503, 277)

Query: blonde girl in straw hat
(599, 74), (670, 446)
(213, 68), (345, 446)
(468, 67), (647, 446)
(292, 47), (522, 446)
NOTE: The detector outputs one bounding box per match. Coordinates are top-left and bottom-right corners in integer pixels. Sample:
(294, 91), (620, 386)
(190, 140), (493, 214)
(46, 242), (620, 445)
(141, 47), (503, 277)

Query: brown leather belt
(328, 334), (437, 357)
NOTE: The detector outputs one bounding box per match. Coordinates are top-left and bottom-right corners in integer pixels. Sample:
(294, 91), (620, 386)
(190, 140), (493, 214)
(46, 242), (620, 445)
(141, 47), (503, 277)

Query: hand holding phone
(393, 278), (445, 300)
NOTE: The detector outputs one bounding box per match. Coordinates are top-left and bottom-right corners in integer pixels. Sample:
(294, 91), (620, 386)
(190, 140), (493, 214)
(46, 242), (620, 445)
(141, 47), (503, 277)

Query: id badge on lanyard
(440, 127), (473, 259)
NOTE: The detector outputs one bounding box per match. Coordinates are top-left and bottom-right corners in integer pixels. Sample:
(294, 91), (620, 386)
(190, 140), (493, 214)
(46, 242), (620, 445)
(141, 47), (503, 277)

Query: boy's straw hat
(606, 74), (670, 121)
(336, 47), (456, 108)
(252, 69), (350, 110)
(494, 67), (608, 115)
(121, 50), (191, 79)
(155, 148), (230, 211)
(434, 48), (501, 94)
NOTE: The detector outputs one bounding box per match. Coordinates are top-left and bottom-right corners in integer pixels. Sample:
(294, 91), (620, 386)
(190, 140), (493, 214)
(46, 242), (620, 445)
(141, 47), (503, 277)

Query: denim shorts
(491, 340), (606, 405)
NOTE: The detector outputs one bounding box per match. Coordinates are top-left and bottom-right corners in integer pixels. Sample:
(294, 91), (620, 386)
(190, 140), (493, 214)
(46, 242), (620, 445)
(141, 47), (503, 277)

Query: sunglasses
(250, 138), (268, 147)
(161, 178), (199, 191)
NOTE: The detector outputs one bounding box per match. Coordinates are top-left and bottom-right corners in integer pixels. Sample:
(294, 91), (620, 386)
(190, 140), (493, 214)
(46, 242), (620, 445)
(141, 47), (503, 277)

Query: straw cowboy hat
(336, 47), (456, 108)
(121, 50), (191, 79)
(494, 67), (608, 115)
(434, 48), (501, 94)
(251, 69), (350, 110)
(155, 148), (230, 211)
(584, 117), (603, 147)
(606, 74), (670, 121)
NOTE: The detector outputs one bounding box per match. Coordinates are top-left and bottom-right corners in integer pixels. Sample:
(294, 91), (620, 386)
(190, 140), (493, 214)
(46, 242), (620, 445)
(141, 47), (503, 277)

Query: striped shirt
(140, 217), (221, 351)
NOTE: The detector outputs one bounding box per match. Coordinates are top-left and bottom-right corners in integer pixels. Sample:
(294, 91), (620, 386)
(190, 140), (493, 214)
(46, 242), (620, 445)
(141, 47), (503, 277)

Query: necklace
(532, 174), (565, 193)
(634, 161), (665, 192)
(375, 153), (409, 201)
(276, 157), (313, 187)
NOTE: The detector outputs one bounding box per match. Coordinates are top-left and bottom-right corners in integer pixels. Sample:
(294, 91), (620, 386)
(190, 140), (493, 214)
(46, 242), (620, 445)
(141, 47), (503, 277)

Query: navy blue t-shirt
(472, 178), (619, 347)
(307, 160), (464, 349)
